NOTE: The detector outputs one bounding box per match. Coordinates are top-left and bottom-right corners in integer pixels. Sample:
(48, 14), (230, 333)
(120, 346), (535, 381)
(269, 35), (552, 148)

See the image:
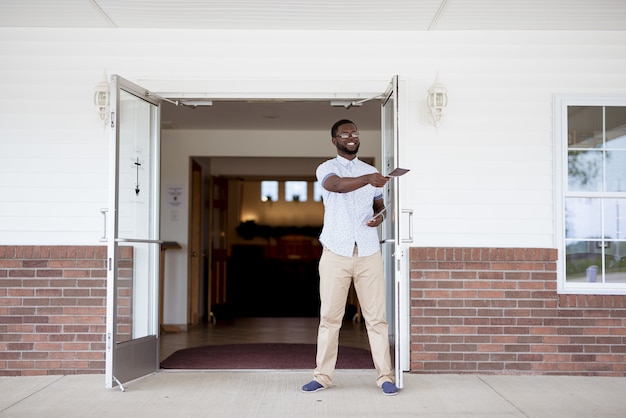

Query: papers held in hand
(386, 168), (410, 177)
(366, 202), (392, 224)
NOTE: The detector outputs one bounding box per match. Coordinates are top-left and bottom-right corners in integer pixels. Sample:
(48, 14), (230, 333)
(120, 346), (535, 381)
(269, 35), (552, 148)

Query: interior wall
(238, 180), (324, 226)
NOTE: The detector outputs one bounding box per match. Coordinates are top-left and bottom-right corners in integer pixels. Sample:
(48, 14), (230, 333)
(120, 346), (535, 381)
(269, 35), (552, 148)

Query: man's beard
(337, 142), (359, 155)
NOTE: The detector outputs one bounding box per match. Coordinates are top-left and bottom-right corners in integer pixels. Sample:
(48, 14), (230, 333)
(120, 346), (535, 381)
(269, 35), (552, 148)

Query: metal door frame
(105, 75), (162, 390)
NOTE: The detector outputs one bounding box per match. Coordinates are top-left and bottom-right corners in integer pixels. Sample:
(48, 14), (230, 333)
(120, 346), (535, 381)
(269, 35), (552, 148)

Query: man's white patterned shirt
(316, 155), (384, 257)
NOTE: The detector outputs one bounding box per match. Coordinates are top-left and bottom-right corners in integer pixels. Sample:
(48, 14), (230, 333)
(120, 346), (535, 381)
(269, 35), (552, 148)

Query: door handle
(100, 208), (108, 242)
(380, 239), (395, 244)
(401, 209), (413, 243)
(190, 251), (198, 257)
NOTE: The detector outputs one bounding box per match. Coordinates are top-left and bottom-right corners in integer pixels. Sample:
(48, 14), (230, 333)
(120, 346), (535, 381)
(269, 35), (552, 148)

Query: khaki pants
(313, 246), (394, 388)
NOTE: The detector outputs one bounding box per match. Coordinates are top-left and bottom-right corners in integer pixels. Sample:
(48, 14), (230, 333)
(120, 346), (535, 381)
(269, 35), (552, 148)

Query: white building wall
(1, 28), (625, 324)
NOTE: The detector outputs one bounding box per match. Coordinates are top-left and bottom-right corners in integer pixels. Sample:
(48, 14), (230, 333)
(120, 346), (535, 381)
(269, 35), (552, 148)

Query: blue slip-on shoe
(301, 380), (325, 393)
(382, 381), (398, 396)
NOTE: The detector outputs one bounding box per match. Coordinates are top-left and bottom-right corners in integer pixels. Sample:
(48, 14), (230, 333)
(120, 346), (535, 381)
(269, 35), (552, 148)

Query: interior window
(313, 181), (323, 202)
(261, 181), (278, 202)
(285, 181), (307, 202)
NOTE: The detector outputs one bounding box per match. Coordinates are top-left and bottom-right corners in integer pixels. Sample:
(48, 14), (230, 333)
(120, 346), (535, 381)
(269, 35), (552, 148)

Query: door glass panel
(118, 90), (158, 239)
(116, 242), (158, 342)
(115, 246), (133, 344)
(116, 91), (159, 341)
(382, 89), (396, 331)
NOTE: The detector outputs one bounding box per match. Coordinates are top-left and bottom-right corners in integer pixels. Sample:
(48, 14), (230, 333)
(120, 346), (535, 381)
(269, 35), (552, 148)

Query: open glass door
(380, 75), (406, 388)
(105, 75), (162, 390)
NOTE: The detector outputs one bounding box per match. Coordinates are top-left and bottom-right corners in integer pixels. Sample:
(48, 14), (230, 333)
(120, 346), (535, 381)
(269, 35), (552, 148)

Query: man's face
(333, 123), (360, 156)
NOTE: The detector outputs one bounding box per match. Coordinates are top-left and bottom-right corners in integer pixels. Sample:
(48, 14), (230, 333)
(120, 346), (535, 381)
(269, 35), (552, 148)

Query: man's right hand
(368, 173), (390, 187)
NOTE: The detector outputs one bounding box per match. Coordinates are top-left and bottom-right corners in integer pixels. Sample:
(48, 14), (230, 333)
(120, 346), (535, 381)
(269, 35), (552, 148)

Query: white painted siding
(1, 28), (626, 323)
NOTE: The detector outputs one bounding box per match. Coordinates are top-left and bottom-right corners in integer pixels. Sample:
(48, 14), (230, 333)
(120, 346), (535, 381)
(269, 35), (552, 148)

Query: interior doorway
(159, 97), (382, 361)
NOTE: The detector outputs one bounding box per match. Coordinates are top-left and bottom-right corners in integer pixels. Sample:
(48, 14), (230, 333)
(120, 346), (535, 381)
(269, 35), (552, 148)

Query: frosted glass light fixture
(94, 72), (110, 126)
(426, 74), (448, 127)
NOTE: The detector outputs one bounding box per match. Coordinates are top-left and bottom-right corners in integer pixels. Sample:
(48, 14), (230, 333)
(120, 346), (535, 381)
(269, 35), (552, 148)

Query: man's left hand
(366, 214), (384, 227)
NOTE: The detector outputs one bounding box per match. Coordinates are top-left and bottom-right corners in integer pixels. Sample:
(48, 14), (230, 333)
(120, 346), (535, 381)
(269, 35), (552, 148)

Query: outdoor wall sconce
(426, 74), (448, 127)
(94, 73), (110, 126)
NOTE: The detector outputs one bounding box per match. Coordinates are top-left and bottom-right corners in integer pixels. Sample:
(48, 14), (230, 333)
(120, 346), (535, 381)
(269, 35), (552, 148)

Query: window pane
(565, 198), (602, 239)
(313, 181), (323, 202)
(606, 151), (626, 192)
(603, 199), (626, 240)
(285, 181), (307, 202)
(568, 150), (603, 192)
(568, 106), (603, 148)
(261, 181), (278, 202)
(605, 106), (626, 148)
(606, 241), (626, 283)
(565, 240), (604, 282)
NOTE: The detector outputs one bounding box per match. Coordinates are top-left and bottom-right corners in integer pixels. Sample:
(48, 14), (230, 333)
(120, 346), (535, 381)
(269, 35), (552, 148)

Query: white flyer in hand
(365, 202), (392, 224)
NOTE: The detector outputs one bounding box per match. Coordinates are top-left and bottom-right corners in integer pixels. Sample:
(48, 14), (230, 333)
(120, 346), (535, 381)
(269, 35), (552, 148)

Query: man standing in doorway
(301, 119), (398, 396)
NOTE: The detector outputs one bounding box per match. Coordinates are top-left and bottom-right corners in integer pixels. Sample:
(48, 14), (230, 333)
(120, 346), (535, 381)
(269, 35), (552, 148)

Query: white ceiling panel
(434, 0), (626, 31)
(1, 0), (625, 31)
(0, 0), (113, 28)
(97, 0), (440, 30)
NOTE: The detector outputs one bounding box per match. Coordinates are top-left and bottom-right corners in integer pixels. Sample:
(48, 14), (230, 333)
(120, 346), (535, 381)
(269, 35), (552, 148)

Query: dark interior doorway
(160, 98), (380, 350)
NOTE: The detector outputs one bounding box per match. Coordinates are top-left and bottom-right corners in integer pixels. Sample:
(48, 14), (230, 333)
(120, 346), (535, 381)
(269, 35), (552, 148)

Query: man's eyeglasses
(336, 132), (359, 139)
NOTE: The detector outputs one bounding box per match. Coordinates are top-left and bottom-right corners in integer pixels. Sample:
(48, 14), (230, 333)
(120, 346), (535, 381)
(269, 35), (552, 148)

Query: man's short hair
(331, 119), (355, 138)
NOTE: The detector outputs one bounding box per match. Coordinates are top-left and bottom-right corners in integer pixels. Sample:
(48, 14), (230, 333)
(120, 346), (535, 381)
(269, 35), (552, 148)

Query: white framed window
(285, 181), (307, 202)
(555, 95), (626, 294)
(313, 181), (323, 202)
(261, 180), (278, 202)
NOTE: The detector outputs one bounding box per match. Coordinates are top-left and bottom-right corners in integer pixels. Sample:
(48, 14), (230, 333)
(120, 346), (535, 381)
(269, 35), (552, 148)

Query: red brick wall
(409, 247), (626, 376)
(0, 245), (131, 377)
(4, 245), (625, 376)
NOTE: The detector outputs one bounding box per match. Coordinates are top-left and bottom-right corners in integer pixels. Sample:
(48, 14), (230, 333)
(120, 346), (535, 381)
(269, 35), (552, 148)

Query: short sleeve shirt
(316, 155), (384, 257)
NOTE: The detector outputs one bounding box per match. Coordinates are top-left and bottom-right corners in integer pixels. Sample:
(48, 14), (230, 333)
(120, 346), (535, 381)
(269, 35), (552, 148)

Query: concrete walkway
(1, 371), (625, 417)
